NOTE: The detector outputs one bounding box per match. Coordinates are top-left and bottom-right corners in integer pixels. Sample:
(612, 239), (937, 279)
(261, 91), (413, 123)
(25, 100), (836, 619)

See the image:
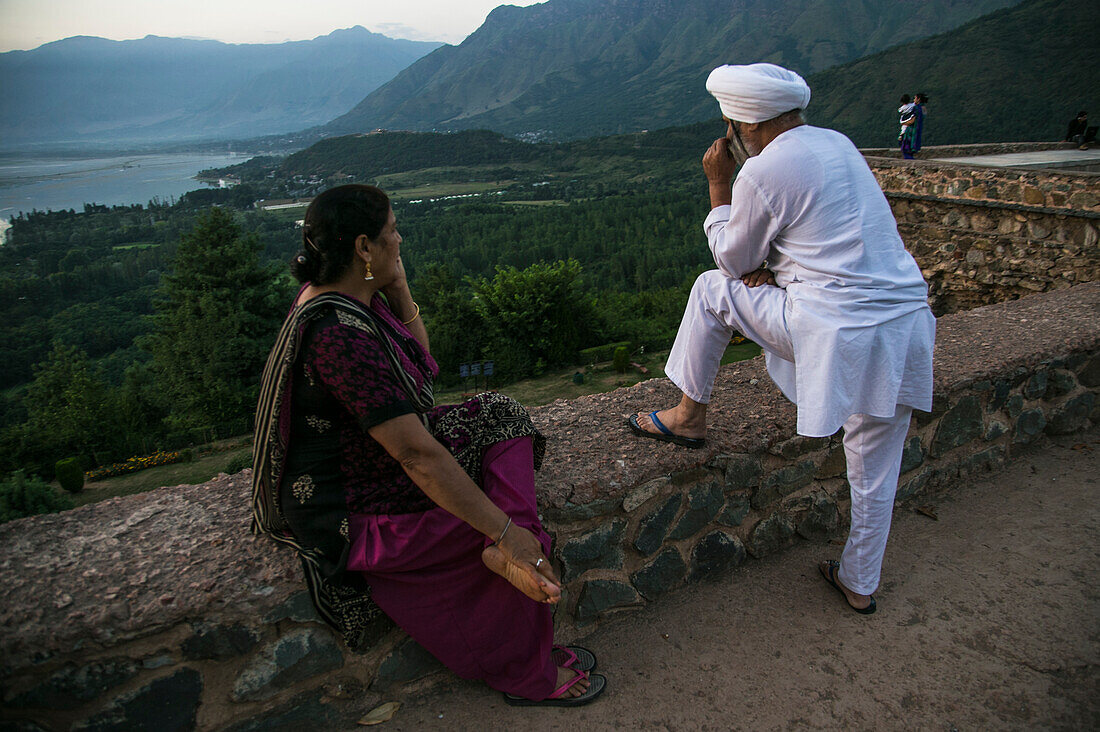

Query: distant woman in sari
(250, 184), (606, 705)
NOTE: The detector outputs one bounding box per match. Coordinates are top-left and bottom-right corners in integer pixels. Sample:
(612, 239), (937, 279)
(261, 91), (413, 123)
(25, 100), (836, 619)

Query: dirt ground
(370, 430), (1100, 731)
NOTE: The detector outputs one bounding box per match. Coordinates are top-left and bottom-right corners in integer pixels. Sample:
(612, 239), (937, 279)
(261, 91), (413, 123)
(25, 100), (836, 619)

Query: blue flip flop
(627, 411), (706, 449)
(819, 560), (876, 615)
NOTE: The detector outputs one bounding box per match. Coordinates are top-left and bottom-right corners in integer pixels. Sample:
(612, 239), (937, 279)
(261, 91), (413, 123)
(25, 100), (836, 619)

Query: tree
(472, 259), (595, 379)
(18, 343), (116, 474)
(145, 208), (289, 431)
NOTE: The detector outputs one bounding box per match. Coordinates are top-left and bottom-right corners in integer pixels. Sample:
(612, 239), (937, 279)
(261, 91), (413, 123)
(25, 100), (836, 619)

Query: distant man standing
(628, 63), (935, 614)
(912, 93), (929, 154)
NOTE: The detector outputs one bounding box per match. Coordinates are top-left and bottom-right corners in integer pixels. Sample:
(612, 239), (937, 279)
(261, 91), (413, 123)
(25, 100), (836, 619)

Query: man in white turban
(628, 62), (935, 615)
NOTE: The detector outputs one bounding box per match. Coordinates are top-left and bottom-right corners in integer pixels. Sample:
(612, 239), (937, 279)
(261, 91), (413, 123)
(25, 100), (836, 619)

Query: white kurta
(704, 125), (934, 437)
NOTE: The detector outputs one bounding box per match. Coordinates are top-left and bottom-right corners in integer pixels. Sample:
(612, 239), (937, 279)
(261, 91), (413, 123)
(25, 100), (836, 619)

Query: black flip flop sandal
(627, 411), (705, 449)
(819, 560), (876, 615)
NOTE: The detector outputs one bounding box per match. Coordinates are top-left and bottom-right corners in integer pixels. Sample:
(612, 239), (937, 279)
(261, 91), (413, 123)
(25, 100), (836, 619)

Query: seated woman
(250, 184), (606, 705)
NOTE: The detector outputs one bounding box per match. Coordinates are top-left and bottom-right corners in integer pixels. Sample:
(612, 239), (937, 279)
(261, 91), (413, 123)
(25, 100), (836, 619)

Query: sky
(0, 0), (543, 52)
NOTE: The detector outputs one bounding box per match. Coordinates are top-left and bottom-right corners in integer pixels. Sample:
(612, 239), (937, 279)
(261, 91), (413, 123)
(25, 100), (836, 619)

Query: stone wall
(860, 141), (1078, 160)
(2, 283), (1098, 731)
(868, 156), (1100, 314)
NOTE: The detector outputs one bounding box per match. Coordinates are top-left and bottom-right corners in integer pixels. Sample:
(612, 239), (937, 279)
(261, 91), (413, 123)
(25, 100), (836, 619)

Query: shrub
(613, 346), (630, 374)
(225, 453), (252, 475)
(55, 458), (85, 493)
(572, 371), (585, 385)
(0, 471), (75, 524)
(180, 449), (195, 463)
(577, 341), (631, 365)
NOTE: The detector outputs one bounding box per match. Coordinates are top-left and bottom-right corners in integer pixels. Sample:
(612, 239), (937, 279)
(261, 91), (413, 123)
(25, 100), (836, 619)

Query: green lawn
(62, 341), (762, 507)
(70, 442), (252, 507)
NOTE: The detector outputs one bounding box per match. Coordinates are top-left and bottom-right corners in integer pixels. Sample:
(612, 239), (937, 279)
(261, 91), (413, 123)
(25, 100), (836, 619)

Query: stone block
(1013, 409), (1047, 444)
(746, 514), (796, 558)
(574, 580), (640, 621)
(560, 520), (626, 581)
(232, 628), (344, 702)
(1023, 186), (1044, 205)
(633, 494), (682, 557)
(1005, 394), (1024, 419)
(224, 688), (354, 732)
(264, 592), (322, 625)
(74, 668), (202, 732)
(1023, 371), (1048, 400)
(1046, 393), (1096, 435)
(371, 639), (444, 691)
(899, 436), (924, 474)
(720, 454), (762, 490)
(752, 460), (815, 509)
(962, 446), (1006, 475)
(985, 421), (1007, 440)
(667, 481), (725, 541)
(716, 491), (751, 527)
(930, 396), (983, 457)
(622, 477), (668, 513)
(796, 492), (840, 541)
(896, 470), (930, 502)
(630, 547), (687, 601)
(181, 622), (260, 661)
(769, 435), (830, 459)
(1046, 370), (1078, 398)
(1076, 353), (1100, 388)
(544, 498), (620, 523)
(9, 659), (138, 710)
(689, 531), (746, 579)
(814, 445), (847, 479)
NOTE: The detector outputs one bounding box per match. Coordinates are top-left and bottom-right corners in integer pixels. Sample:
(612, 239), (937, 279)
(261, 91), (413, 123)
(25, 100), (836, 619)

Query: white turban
(705, 63), (811, 123)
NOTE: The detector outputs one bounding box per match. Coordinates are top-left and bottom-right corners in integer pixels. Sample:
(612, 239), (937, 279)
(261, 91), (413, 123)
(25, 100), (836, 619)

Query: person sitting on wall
(627, 63), (935, 615)
(251, 184), (606, 706)
(1065, 111), (1089, 150)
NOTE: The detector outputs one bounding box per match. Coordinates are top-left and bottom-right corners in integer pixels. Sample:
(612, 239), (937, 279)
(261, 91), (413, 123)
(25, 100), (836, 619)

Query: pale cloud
(0, 0), (543, 52)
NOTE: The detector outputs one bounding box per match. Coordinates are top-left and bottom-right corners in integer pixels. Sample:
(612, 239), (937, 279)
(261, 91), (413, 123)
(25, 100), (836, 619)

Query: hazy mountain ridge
(325, 0), (1023, 140)
(0, 27), (442, 148)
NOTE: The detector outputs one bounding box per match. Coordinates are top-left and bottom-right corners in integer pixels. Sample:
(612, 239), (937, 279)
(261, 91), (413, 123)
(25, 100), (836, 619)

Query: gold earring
(364, 262), (374, 281)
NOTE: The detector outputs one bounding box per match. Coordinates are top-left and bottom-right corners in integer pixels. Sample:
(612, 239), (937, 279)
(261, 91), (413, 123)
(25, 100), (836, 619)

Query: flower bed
(85, 450), (186, 482)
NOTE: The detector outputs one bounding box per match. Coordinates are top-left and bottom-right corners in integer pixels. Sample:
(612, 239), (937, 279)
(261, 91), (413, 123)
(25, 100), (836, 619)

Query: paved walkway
(373, 429), (1099, 730)
(934, 148), (1100, 171)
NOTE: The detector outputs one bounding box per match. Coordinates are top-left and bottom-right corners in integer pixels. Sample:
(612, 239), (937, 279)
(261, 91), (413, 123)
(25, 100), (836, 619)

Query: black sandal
(819, 560), (876, 614)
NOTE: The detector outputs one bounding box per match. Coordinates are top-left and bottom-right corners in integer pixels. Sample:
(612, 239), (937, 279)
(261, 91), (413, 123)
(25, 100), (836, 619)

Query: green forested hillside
(325, 0), (1020, 140)
(807, 0), (1099, 146)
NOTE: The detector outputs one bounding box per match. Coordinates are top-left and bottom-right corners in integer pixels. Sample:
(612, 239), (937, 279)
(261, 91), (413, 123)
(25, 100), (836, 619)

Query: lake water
(0, 152), (252, 221)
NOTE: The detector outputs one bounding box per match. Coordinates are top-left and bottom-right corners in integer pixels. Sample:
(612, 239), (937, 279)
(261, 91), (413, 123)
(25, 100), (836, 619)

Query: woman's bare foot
(554, 664), (590, 698)
(482, 545), (560, 603)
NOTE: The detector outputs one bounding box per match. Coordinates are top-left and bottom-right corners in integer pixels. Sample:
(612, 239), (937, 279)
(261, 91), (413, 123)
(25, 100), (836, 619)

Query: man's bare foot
(481, 545), (560, 603)
(818, 560), (873, 611)
(631, 406), (706, 440)
(554, 664), (590, 698)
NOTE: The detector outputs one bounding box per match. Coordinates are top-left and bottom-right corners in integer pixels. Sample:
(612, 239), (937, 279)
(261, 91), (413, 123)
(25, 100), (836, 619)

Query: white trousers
(664, 270), (912, 594)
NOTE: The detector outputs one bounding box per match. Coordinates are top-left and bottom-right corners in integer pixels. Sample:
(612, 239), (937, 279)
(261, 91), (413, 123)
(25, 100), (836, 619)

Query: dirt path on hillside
(364, 431), (1100, 730)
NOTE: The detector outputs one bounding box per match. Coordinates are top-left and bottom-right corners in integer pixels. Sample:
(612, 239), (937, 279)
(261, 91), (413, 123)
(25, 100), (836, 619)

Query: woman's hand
(496, 524), (562, 603)
(381, 255), (410, 300)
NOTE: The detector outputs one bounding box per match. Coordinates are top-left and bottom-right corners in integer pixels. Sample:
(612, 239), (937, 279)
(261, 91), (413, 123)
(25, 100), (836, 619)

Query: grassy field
(62, 341), (762, 507)
(434, 341), (762, 407)
(70, 440), (252, 507)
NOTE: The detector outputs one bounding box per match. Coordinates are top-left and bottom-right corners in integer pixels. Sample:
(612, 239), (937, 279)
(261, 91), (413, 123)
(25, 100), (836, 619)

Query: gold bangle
(401, 301), (420, 325)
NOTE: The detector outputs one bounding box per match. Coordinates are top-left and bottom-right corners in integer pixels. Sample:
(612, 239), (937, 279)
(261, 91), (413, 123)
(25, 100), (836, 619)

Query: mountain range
(324, 0), (1024, 140)
(0, 27), (440, 148)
